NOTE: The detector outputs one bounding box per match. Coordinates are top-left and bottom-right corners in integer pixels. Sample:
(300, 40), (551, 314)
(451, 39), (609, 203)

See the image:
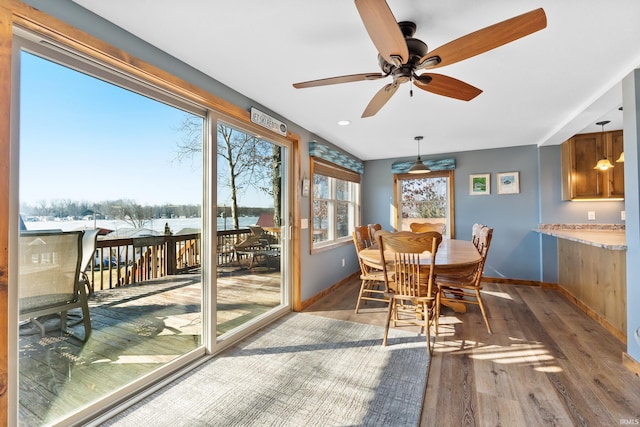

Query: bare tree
(217, 125), (275, 229)
(109, 199), (152, 228)
(175, 115), (280, 229)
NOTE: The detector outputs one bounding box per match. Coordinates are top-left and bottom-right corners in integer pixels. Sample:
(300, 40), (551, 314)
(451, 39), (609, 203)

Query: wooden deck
(18, 267), (280, 426)
(304, 278), (640, 426)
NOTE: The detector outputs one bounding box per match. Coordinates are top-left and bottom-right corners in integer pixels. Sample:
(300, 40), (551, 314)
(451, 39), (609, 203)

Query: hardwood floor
(303, 278), (640, 426)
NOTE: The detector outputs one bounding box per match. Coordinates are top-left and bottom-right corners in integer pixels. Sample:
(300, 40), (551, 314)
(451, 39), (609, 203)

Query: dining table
(357, 238), (482, 313)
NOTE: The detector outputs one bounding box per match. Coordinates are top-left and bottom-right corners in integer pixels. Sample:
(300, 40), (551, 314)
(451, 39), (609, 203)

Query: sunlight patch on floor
(433, 336), (563, 372)
(481, 290), (513, 300)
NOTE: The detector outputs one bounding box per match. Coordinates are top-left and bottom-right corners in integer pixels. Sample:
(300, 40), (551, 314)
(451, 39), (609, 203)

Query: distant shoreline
(23, 217), (260, 232)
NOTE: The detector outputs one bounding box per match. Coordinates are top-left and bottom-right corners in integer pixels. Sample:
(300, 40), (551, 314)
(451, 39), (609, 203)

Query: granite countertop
(535, 224), (626, 250)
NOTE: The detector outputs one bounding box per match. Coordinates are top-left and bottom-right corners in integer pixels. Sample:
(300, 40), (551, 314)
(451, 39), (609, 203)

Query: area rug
(103, 312), (430, 426)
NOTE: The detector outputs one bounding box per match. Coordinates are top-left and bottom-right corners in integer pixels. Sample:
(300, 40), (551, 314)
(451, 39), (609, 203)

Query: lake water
(22, 216), (260, 233)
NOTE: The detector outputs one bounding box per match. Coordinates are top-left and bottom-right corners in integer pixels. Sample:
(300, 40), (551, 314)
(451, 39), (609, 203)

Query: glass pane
(216, 123), (285, 336)
(336, 201), (350, 238)
(313, 174), (329, 199)
(312, 200), (329, 243)
(400, 177), (448, 232)
(18, 52), (204, 425)
(336, 179), (349, 201)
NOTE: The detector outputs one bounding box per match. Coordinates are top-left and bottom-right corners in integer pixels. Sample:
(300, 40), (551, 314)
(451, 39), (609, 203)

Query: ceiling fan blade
(418, 8), (547, 69)
(355, 0), (408, 66)
(293, 73), (386, 89)
(414, 73), (482, 101)
(361, 82), (399, 118)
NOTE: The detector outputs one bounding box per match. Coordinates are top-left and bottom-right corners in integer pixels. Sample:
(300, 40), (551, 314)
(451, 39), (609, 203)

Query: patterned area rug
(103, 313), (430, 426)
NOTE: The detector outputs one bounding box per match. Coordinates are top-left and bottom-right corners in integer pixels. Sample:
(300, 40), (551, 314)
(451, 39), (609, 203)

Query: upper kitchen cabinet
(561, 130), (624, 200)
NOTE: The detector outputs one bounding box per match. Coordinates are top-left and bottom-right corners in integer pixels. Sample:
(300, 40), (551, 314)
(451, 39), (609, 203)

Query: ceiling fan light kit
(293, 1), (547, 117)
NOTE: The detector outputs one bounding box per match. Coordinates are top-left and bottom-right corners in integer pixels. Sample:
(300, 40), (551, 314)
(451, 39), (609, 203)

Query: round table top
(358, 238), (481, 271)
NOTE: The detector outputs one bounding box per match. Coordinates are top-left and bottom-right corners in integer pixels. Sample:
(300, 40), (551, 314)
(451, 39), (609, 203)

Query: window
(311, 158), (360, 249)
(394, 171), (454, 237)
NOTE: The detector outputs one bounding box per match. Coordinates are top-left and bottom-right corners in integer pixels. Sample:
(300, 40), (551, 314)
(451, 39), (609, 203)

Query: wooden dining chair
(352, 226), (389, 313)
(438, 226), (494, 334)
(367, 223), (382, 241)
(471, 223), (487, 250)
(377, 231), (442, 354)
(410, 222), (446, 235)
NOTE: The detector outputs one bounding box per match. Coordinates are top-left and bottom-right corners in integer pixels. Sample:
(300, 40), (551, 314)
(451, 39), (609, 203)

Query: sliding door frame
(0, 1), (302, 424)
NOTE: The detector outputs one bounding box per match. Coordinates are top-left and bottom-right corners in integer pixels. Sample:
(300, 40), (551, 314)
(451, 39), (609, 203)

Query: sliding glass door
(12, 26), (292, 426)
(214, 118), (291, 343)
(14, 34), (208, 425)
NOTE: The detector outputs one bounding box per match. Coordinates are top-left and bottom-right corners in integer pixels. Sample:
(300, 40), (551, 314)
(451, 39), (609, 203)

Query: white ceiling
(72, 0), (640, 161)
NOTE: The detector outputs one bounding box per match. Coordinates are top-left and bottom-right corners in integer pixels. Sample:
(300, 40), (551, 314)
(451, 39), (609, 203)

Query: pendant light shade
(594, 158), (614, 171)
(408, 136), (430, 174)
(616, 152), (624, 162)
(593, 120), (614, 171)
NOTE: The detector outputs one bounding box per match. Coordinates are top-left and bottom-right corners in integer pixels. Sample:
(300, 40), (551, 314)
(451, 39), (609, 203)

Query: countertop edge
(534, 229), (627, 250)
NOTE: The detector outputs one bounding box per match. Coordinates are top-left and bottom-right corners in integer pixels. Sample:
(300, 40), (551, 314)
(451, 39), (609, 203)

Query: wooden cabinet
(561, 130), (624, 200)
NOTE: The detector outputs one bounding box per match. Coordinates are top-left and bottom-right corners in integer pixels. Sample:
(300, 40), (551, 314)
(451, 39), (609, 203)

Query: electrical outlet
(341, 258), (345, 267)
(621, 210), (626, 221)
(588, 211), (596, 221)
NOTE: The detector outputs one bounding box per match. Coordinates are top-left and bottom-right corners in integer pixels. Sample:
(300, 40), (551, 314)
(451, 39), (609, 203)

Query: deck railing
(88, 228), (258, 291)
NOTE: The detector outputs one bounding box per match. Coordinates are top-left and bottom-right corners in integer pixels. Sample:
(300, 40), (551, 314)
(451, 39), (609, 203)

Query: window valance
(309, 141), (364, 175)
(391, 158), (456, 174)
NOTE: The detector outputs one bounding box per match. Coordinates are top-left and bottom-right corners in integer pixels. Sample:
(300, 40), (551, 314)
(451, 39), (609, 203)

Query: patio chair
(19, 230), (91, 341)
(234, 226), (278, 267)
(80, 229), (100, 295)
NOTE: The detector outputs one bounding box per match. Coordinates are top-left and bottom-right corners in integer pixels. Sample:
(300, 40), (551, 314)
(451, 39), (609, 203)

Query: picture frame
(497, 171), (520, 194)
(469, 174), (490, 195)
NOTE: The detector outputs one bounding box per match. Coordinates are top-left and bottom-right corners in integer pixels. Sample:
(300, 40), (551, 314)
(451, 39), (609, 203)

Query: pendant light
(593, 121), (614, 171)
(408, 136), (430, 174)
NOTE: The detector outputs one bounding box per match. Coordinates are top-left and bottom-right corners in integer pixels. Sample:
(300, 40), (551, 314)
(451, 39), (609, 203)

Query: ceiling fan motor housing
(378, 22), (429, 83)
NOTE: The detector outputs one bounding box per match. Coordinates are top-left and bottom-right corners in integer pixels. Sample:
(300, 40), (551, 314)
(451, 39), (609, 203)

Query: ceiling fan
(293, 0), (547, 118)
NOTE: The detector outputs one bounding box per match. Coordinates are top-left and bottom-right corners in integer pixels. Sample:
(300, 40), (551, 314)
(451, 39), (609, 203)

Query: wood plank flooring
(303, 278), (640, 426)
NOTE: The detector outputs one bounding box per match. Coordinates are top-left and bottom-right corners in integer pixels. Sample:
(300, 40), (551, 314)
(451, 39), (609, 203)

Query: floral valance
(309, 141), (364, 174)
(391, 158), (456, 174)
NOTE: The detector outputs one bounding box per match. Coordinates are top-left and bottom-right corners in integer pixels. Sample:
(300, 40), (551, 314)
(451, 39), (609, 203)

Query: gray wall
(363, 144), (626, 283)
(363, 145), (542, 281)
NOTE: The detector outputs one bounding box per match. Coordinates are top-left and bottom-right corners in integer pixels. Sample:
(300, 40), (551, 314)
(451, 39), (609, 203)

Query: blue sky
(20, 51), (274, 209)
(20, 51), (204, 206)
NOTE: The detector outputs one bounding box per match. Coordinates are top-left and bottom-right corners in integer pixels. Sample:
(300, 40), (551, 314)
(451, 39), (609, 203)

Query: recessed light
(337, 120), (351, 126)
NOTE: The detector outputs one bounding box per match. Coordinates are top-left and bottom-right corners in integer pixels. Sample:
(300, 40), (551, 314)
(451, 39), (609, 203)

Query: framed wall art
(469, 174), (490, 195)
(497, 171), (520, 194)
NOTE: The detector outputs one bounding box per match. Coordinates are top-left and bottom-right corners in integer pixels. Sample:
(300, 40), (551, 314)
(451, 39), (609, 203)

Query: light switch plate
(588, 211), (596, 220)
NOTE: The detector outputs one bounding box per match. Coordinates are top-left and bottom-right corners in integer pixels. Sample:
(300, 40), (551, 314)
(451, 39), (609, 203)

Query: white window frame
(310, 158), (360, 251)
